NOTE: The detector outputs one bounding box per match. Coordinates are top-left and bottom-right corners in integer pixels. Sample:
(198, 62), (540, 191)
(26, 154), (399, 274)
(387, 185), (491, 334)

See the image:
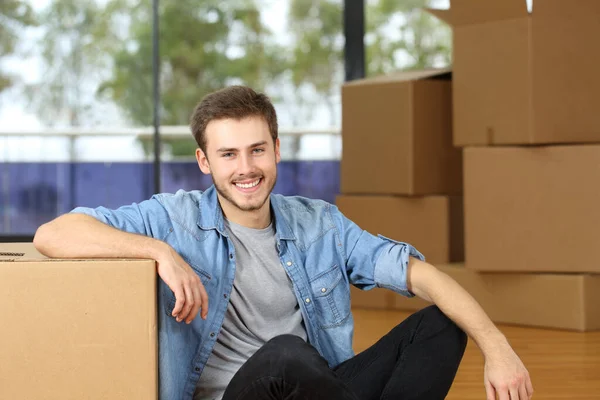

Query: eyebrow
(216, 141), (268, 153)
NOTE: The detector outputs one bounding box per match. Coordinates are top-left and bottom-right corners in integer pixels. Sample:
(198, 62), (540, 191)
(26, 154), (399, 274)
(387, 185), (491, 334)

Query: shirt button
(223, 293), (228, 299)
(286, 261), (292, 266)
(229, 253), (233, 259)
(305, 298), (311, 304)
(321, 288), (327, 293)
(210, 332), (216, 337)
(195, 367), (200, 372)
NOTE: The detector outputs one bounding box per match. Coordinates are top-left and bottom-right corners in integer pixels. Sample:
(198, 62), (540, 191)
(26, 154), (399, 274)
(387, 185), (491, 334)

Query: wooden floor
(352, 308), (600, 399)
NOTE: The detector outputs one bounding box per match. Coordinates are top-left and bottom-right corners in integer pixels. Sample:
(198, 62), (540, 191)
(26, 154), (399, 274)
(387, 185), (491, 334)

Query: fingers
(485, 380), (496, 400)
(184, 275), (209, 323)
(509, 386), (520, 400)
(171, 274), (209, 324)
(171, 284), (186, 319)
(159, 250), (210, 324)
(519, 382), (529, 400)
(497, 388), (510, 400)
(525, 376), (534, 398)
(186, 276), (203, 324)
(179, 283), (195, 322)
(199, 280), (209, 320)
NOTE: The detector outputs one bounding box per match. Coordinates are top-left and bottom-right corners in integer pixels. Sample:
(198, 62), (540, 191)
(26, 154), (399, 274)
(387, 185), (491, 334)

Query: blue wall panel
(0, 161), (340, 235)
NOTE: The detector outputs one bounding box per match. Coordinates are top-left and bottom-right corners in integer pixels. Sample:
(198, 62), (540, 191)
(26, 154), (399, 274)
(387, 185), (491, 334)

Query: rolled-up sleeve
(70, 196), (170, 239)
(331, 205), (425, 297)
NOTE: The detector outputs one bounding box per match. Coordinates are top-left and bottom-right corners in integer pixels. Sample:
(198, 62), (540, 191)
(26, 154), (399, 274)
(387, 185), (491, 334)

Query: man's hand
(484, 344), (533, 400)
(406, 259), (534, 399)
(156, 246), (209, 324)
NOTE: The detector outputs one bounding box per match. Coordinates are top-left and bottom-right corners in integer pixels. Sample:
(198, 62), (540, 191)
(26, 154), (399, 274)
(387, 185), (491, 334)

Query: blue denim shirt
(72, 185), (424, 400)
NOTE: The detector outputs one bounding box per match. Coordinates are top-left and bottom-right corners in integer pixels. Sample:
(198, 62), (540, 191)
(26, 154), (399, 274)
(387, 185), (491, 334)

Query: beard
(212, 170), (277, 212)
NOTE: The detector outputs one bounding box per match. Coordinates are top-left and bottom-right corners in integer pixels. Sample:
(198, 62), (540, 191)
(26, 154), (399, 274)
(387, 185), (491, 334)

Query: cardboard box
(464, 145), (600, 273)
(336, 195), (464, 264)
(350, 286), (394, 309)
(0, 243), (157, 399)
(393, 264), (600, 331)
(352, 264), (600, 331)
(341, 68), (462, 195)
(428, 0), (600, 146)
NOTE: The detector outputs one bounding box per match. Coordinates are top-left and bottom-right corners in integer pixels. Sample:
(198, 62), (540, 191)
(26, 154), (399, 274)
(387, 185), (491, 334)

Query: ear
(275, 138), (281, 164)
(196, 148), (211, 175)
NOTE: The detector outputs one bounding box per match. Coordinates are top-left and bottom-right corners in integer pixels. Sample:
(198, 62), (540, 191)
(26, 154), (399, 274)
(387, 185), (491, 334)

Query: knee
(264, 334), (307, 354)
(395, 306), (467, 350)
(419, 305), (454, 328)
(260, 334), (315, 369)
(224, 335), (326, 398)
(419, 306), (467, 348)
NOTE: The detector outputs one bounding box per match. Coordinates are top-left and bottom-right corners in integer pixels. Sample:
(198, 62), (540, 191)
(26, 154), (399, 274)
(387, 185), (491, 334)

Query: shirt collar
(197, 185), (296, 243)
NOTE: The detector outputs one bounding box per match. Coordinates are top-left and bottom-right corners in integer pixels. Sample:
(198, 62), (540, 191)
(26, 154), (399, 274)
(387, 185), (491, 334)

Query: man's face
(196, 116), (280, 213)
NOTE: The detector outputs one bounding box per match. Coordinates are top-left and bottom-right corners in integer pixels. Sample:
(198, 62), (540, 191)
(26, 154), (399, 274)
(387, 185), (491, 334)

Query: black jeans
(222, 306), (468, 400)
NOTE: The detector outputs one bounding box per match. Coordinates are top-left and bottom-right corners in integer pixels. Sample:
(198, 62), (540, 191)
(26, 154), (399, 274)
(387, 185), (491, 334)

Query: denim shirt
(71, 185), (424, 400)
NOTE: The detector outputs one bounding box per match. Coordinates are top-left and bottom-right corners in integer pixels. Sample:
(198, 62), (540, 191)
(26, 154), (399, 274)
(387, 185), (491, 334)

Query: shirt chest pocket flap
(309, 265), (351, 328)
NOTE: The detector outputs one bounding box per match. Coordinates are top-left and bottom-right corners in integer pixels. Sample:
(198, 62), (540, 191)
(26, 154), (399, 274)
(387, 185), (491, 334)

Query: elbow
(34, 213), (100, 258)
(33, 213), (75, 257)
(33, 221), (55, 257)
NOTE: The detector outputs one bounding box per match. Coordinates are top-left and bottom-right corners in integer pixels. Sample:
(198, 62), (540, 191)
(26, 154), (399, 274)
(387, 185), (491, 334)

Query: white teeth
(235, 179), (260, 189)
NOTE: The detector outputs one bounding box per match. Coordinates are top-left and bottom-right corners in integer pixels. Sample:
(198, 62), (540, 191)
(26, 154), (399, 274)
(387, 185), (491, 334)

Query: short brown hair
(190, 86), (278, 154)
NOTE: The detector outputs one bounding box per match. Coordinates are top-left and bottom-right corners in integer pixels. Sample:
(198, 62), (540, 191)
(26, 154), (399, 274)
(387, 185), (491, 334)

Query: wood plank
(352, 308), (600, 399)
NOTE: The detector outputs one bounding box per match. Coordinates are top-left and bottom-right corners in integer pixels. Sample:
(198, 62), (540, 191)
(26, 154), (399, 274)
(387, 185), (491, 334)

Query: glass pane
(366, 0), (452, 75)
(0, 0), (153, 235)
(0, 0), (348, 236)
(154, 0), (343, 202)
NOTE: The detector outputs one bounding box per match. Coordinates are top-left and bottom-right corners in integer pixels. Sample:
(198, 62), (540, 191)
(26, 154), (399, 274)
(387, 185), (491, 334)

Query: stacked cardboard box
(393, 264), (600, 331)
(411, 0), (600, 331)
(0, 243), (158, 399)
(428, 0), (600, 275)
(336, 69), (464, 309)
(343, 0), (600, 331)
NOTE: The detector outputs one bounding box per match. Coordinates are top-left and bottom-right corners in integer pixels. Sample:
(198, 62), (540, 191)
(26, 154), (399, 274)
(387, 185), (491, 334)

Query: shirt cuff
(373, 234), (425, 298)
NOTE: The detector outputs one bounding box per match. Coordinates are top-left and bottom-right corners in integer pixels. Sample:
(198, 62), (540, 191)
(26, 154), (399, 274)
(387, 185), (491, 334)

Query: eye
(253, 148), (265, 154)
(222, 152), (234, 158)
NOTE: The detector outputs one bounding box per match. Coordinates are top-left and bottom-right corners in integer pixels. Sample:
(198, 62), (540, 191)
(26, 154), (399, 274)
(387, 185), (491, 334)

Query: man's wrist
(146, 238), (171, 263)
(478, 329), (510, 359)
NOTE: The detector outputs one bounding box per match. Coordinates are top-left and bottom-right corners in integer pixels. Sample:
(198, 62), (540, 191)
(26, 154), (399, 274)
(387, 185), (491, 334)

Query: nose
(237, 153), (255, 175)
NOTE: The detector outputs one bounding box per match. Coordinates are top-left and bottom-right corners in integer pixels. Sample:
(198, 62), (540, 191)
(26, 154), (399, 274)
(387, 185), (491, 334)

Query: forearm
(407, 259), (509, 357)
(34, 213), (168, 261)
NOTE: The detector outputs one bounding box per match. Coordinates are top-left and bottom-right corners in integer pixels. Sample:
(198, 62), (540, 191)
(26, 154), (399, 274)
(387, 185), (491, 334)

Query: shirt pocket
(309, 264), (351, 329)
(162, 256), (214, 317)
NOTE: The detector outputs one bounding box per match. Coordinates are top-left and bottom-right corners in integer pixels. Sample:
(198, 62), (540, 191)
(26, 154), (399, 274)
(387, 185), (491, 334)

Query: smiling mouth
(233, 178), (262, 190)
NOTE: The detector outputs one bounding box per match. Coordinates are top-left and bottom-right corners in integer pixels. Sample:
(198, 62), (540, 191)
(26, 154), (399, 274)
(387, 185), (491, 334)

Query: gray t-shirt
(194, 219), (307, 400)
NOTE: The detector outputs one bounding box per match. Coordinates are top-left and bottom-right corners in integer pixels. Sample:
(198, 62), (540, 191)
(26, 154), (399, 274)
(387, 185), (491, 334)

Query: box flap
(0, 243), (46, 261)
(385, 68), (451, 82)
(0, 243), (157, 263)
(533, 0), (600, 16)
(344, 68), (451, 86)
(424, 7), (453, 25)
(427, 0), (528, 26)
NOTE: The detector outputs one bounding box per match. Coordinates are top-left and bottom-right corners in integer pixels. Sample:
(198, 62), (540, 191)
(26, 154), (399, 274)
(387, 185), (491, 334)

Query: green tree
(366, 0), (451, 75)
(25, 0), (119, 126)
(0, 0), (36, 93)
(287, 0), (451, 124)
(100, 0), (286, 125)
(288, 0), (344, 126)
(97, 0), (287, 156)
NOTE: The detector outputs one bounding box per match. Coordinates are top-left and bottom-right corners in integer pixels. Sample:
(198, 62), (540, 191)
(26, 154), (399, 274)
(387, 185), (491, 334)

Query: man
(34, 86), (533, 400)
